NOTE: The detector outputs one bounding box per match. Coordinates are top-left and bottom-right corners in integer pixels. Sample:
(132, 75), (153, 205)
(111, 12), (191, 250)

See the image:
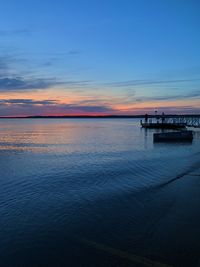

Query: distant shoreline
(0, 115), (143, 119)
(0, 114), (200, 119)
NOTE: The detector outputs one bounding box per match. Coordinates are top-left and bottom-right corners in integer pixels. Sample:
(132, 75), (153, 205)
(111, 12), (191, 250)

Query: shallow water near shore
(0, 118), (200, 267)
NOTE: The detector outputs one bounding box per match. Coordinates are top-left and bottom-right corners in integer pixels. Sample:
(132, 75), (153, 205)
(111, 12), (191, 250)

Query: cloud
(0, 75), (91, 92)
(0, 59), (7, 71)
(17, 50), (81, 57)
(107, 78), (200, 87)
(0, 97), (199, 116)
(42, 61), (53, 67)
(0, 29), (30, 36)
(133, 90), (200, 103)
(75, 99), (110, 105)
(0, 52), (91, 91)
(0, 47), (85, 91)
(68, 49), (81, 55)
(127, 105), (200, 115)
(0, 55), (17, 72)
(0, 77), (64, 91)
(0, 99), (57, 105)
(64, 104), (113, 113)
(0, 52), (90, 90)
(0, 98), (116, 116)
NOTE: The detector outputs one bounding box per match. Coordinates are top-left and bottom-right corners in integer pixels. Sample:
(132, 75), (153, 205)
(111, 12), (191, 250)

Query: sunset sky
(0, 0), (200, 116)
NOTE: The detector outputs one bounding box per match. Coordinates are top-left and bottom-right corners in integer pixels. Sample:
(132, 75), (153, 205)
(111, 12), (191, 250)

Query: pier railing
(146, 115), (200, 127)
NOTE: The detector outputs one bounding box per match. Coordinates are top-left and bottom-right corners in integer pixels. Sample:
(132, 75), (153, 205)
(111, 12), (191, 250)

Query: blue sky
(0, 0), (200, 115)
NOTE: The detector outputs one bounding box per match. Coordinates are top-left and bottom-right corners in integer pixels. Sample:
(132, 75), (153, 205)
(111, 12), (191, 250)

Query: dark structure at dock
(154, 131), (193, 142)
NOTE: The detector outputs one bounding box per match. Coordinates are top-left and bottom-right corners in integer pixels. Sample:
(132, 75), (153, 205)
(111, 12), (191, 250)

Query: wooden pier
(141, 114), (200, 128)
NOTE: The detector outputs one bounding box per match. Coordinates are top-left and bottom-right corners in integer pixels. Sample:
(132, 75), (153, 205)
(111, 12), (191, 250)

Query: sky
(0, 0), (200, 116)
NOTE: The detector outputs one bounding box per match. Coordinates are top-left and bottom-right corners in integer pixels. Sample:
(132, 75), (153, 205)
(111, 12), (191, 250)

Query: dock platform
(141, 122), (186, 129)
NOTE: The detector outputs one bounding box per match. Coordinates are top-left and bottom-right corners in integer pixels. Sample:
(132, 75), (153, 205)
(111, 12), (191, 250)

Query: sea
(0, 118), (200, 267)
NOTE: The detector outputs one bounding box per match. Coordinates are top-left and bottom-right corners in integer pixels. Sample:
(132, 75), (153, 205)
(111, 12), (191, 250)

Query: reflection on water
(0, 119), (200, 267)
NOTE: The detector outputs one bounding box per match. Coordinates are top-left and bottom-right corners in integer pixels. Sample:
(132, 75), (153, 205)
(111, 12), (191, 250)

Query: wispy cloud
(0, 55), (23, 72)
(0, 52), (90, 91)
(68, 49), (81, 55)
(107, 78), (200, 87)
(0, 29), (30, 36)
(125, 105), (200, 115)
(133, 90), (200, 103)
(17, 50), (81, 57)
(0, 99), (57, 105)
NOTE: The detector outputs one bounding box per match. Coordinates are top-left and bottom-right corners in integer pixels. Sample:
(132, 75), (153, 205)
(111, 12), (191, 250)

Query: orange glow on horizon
(0, 87), (199, 116)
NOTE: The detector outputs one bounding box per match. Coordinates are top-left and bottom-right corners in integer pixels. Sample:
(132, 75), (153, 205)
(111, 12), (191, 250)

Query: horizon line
(1, 114), (200, 119)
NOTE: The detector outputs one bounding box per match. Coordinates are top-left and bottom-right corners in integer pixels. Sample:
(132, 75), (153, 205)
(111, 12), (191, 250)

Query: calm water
(0, 119), (200, 267)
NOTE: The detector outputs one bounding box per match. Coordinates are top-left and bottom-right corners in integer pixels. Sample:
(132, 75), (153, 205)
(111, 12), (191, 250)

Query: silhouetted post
(161, 112), (165, 124)
(145, 113), (148, 123)
(155, 110), (158, 123)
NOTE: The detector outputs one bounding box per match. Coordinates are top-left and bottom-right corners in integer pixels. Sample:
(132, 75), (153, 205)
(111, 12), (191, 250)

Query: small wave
(154, 160), (200, 189)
